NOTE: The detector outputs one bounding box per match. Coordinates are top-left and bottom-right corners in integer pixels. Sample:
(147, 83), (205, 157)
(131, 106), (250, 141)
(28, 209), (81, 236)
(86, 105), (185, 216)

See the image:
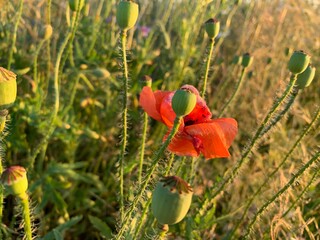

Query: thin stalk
(33, 39), (46, 93)
(28, 28), (72, 169)
(46, 0), (52, 83)
(138, 111), (149, 184)
(202, 73), (298, 211)
(19, 193), (32, 240)
(230, 103), (320, 239)
(7, 0), (24, 69)
(201, 40), (215, 99)
(116, 117), (182, 240)
(118, 30), (129, 221)
(243, 150), (320, 239)
(219, 67), (246, 117)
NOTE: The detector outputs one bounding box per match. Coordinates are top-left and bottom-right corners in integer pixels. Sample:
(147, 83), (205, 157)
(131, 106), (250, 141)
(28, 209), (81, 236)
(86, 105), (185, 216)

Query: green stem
(28, 27), (72, 170)
(230, 103), (319, 239)
(138, 111), (149, 184)
(46, 0), (52, 84)
(7, 0), (24, 69)
(201, 40), (215, 98)
(219, 67), (246, 117)
(118, 30), (129, 222)
(243, 150), (320, 239)
(33, 39), (46, 93)
(19, 193), (32, 240)
(202, 73), (298, 211)
(116, 117), (182, 240)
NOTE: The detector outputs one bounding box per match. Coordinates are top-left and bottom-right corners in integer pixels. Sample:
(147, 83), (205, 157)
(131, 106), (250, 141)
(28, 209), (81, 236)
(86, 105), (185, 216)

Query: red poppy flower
(139, 85), (238, 160)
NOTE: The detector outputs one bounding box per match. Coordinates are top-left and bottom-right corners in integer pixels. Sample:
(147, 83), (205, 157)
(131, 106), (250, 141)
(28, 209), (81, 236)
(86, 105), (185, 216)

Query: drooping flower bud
(69, 0), (85, 12)
(43, 24), (53, 40)
(0, 109), (8, 133)
(241, 53), (254, 68)
(288, 50), (310, 74)
(1, 166), (28, 199)
(296, 65), (316, 89)
(116, 1), (139, 31)
(0, 67), (17, 110)
(205, 18), (220, 39)
(151, 176), (193, 225)
(141, 75), (152, 87)
(171, 89), (197, 117)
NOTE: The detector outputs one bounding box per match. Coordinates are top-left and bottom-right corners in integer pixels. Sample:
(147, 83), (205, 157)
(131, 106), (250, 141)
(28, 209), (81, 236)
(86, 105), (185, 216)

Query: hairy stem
(19, 193), (32, 240)
(138, 111), (149, 184)
(219, 67), (247, 117)
(116, 117), (181, 240)
(243, 150), (320, 239)
(201, 40), (215, 99)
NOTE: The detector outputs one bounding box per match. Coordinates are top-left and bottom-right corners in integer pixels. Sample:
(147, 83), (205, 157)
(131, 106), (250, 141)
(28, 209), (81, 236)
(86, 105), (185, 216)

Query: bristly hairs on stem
(242, 150), (320, 239)
(201, 39), (215, 99)
(115, 117), (181, 240)
(199, 72), (299, 215)
(229, 105), (320, 239)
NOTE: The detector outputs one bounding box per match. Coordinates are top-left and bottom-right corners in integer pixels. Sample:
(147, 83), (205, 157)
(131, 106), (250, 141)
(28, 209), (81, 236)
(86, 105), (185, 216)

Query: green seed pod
(0, 109), (8, 133)
(296, 65), (316, 89)
(152, 176), (193, 225)
(288, 50), (310, 74)
(234, 0), (242, 5)
(141, 75), (152, 87)
(205, 18), (220, 39)
(232, 55), (242, 65)
(69, 0), (85, 12)
(284, 47), (293, 57)
(1, 166), (28, 198)
(0, 67), (17, 110)
(241, 53), (254, 68)
(171, 89), (197, 117)
(116, 1), (139, 31)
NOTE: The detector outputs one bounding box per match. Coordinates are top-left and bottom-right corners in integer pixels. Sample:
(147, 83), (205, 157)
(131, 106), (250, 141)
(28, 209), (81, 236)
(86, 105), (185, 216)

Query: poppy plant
(139, 85), (238, 159)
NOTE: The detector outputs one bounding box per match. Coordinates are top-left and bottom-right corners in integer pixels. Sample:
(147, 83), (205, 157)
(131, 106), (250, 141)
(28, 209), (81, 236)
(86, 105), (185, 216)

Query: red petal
(159, 92), (176, 127)
(139, 86), (170, 123)
(185, 118), (238, 159)
(165, 131), (199, 157)
(183, 95), (212, 125)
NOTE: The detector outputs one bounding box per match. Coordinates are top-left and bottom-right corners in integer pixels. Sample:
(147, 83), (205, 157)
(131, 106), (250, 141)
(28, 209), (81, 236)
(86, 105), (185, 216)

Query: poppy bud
(151, 176), (193, 225)
(171, 89), (197, 117)
(69, 0), (85, 12)
(234, 0), (242, 5)
(241, 53), (254, 68)
(1, 166), (28, 199)
(0, 109), (8, 133)
(0, 67), (17, 110)
(141, 75), (152, 87)
(116, 1), (139, 31)
(296, 65), (316, 89)
(43, 24), (53, 40)
(205, 18), (220, 39)
(288, 50), (310, 74)
(232, 55), (242, 65)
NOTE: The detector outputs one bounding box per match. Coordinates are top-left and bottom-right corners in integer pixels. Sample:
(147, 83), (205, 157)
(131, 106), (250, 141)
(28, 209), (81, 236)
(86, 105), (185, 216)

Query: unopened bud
(69, 0), (85, 12)
(296, 65), (316, 89)
(241, 53), (254, 68)
(205, 18), (220, 39)
(288, 50), (310, 74)
(116, 1), (139, 31)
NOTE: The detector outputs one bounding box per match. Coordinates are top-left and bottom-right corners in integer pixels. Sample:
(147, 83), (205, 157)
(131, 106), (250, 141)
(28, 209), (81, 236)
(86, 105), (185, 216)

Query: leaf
(88, 215), (112, 239)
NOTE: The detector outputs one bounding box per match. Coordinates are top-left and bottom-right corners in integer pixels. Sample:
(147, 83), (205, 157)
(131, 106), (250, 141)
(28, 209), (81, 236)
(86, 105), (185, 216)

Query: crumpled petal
(139, 86), (170, 123)
(183, 95), (212, 125)
(185, 118), (238, 159)
(165, 131), (199, 157)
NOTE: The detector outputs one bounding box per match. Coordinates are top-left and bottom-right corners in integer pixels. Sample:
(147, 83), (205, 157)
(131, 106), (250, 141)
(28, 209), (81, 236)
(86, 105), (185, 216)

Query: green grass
(0, 0), (319, 239)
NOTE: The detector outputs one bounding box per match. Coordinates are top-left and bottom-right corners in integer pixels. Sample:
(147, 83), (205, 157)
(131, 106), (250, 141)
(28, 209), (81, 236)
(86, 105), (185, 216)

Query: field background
(0, 0), (319, 239)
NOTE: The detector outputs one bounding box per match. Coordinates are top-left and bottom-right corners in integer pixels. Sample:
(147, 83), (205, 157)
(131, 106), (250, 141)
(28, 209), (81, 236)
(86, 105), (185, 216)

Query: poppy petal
(139, 86), (169, 123)
(183, 95), (212, 125)
(160, 92), (176, 127)
(185, 118), (238, 159)
(165, 131), (199, 157)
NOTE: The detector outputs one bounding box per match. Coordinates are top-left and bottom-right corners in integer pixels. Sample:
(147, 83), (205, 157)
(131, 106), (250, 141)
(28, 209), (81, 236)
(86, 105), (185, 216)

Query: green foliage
(0, 0), (319, 239)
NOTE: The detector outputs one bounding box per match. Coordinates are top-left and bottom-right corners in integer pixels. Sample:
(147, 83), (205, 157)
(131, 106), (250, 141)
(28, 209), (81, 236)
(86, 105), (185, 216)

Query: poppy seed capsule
(0, 110), (8, 133)
(116, 1), (139, 31)
(241, 53), (254, 68)
(288, 51), (310, 74)
(205, 18), (220, 39)
(296, 65), (316, 89)
(69, 0), (85, 12)
(151, 176), (193, 225)
(171, 89), (197, 117)
(0, 67), (17, 110)
(232, 55), (242, 65)
(1, 166), (28, 198)
(43, 24), (53, 40)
